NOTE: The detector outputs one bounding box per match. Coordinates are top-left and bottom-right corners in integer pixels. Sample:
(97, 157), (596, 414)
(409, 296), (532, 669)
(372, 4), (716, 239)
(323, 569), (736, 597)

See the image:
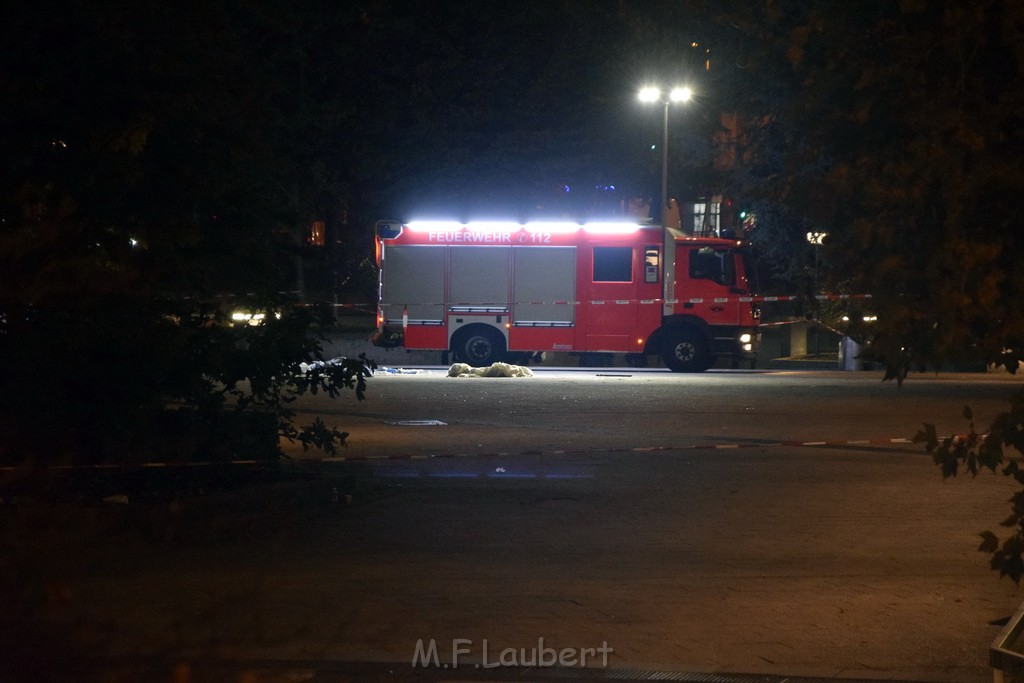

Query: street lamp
(806, 231), (829, 355)
(806, 231), (829, 290)
(639, 85), (693, 225)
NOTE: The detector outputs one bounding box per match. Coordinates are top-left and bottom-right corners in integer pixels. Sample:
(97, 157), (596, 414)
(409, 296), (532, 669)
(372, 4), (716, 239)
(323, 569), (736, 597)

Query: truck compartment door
(449, 246), (511, 311)
(512, 246), (576, 325)
(381, 245), (446, 324)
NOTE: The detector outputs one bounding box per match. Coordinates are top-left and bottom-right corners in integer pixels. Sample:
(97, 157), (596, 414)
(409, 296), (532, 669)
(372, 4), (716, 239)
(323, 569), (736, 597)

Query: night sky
(2, 1), (730, 227)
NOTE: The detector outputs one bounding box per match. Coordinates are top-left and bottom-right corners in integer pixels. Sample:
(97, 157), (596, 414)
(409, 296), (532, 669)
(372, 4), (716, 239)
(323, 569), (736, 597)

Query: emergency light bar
(404, 220), (643, 234)
(405, 221), (464, 231)
(524, 222), (580, 234)
(581, 222), (642, 234)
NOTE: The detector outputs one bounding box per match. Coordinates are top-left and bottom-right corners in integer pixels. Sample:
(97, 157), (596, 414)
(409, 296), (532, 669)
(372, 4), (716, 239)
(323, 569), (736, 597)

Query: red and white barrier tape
(379, 293), (873, 309)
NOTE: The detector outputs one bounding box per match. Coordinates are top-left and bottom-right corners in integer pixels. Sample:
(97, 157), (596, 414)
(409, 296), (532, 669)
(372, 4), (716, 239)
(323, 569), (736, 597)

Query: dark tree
(0, 1), (377, 463)
(707, 0), (1024, 581)
(714, 0), (1024, 375)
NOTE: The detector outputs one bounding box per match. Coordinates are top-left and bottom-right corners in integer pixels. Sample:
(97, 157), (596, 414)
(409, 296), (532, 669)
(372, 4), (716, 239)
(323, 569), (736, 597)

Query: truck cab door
(681, 246), (744, 325)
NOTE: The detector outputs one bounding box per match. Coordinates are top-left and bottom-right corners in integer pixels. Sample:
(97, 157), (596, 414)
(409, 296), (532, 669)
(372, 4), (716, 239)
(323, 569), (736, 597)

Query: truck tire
(662, 328), (712, 372)
(452, 326), (505, 366)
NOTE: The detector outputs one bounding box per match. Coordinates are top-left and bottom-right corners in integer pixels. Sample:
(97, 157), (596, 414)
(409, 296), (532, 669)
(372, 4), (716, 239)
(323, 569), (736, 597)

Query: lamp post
(639, 85), (693, 225)
(640, 85), (693, 317)
(806, 231), (828, 291)
(806, 231), (828, 355)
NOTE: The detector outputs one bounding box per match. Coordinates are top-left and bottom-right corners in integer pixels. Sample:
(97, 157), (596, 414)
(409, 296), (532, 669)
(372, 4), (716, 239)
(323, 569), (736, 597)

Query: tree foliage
(712, 3), (1024, 583)
(916, 399), (1024, 583)
(0, 1), (380, 464)
(716, 0), (1024, 375)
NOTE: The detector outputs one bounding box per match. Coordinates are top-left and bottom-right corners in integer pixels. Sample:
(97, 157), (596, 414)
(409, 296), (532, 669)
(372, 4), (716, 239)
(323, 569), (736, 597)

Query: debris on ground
(379, 367), (423, 374)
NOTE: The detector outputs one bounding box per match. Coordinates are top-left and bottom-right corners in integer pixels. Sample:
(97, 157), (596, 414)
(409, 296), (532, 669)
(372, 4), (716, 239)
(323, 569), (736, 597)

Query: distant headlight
(739, 333), (752, 344)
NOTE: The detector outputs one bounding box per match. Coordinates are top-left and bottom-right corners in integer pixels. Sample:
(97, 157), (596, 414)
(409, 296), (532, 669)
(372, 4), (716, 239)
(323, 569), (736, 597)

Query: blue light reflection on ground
(540, 472), (592, 479)
(378, 468), (420, 478)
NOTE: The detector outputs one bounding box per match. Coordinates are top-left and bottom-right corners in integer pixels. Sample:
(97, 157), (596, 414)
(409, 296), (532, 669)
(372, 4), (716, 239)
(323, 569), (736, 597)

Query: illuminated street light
(638, 86), (660, 103)
(639, 84), (694, 225)
(669, 86), (693, 103)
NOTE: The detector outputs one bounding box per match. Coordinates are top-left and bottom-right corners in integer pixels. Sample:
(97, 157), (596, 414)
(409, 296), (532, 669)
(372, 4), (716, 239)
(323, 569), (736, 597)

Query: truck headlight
(740, 333), (752, 344)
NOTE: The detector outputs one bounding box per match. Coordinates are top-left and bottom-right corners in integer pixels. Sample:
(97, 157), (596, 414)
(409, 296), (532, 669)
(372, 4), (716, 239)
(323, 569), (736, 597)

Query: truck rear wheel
(452, 327), (505, 366)
(662, 328), (712, 372)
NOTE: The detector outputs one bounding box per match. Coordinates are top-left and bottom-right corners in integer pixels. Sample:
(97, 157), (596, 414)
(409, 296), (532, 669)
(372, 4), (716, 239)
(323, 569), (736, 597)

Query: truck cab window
(593, 246), (632, 282)
(689, 248), (735, 287)
(644, 246), (660, 283)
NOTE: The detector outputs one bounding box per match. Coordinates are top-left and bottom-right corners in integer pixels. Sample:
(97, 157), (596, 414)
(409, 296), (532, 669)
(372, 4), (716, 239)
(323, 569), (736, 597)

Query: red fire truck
(371, 220), (759, 371)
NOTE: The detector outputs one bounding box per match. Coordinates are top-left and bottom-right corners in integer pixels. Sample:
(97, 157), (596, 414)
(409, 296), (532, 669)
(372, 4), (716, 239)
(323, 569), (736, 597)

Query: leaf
(967, 453), (979, 477)
(979, 530), (1000, 554)
(913, 423), (939, 451)
(993, 536), (1024, 584)
(1007, 556), (1024, 584)
(977, 434), (1005, 473)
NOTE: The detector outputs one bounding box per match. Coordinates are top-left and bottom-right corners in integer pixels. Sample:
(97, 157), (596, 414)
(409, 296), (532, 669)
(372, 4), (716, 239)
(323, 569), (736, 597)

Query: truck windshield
(688, 248), (736, 287)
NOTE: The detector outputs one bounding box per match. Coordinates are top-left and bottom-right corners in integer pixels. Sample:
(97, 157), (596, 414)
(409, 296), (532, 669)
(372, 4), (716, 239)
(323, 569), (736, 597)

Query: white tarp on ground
(447, 362), (534, 378)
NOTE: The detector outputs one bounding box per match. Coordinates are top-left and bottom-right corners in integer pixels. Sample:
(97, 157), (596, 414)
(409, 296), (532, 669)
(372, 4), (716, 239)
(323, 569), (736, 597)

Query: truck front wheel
(662, 328), (712, 372)
(452, 327), (505, 366)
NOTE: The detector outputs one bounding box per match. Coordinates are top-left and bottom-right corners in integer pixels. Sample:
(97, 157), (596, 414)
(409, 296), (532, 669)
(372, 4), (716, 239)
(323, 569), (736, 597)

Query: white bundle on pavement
(447, 362), (534, 378)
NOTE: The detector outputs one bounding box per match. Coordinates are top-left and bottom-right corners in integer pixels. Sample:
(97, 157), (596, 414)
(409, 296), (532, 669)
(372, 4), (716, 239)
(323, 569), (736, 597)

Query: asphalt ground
(5, 367), (1024, 682)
